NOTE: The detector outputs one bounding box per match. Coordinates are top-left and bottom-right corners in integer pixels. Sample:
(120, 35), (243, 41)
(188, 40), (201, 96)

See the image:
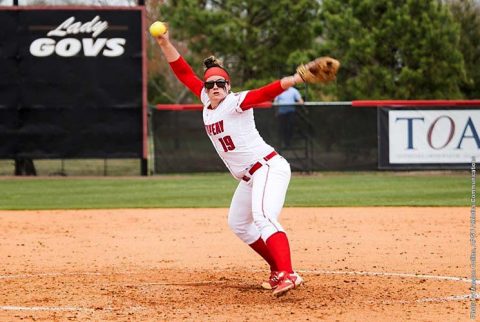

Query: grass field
(0, 171), (470, 210)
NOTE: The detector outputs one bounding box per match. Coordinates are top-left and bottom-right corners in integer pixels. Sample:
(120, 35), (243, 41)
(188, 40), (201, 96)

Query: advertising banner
(379, 108), (480, 168)
(0, 7), (144, 158)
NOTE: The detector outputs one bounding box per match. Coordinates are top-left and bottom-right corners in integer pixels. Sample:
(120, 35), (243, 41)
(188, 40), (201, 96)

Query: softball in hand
(149, 21), (167, 37)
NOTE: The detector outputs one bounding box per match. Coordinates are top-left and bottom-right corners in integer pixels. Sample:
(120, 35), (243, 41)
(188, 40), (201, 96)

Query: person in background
(274, 87), (304, 148)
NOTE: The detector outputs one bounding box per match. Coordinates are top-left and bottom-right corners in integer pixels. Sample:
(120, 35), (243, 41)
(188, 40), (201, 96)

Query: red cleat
(261, 271), (280, 290)
(272, 271), (303, 297)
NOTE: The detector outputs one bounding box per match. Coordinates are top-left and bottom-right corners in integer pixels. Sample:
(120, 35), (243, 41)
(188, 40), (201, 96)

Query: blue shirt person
(274, 87), (304, 114)
(274, 87), (304, 148)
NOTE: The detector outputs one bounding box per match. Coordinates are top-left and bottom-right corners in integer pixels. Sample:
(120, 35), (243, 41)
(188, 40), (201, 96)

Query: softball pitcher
(153, 28), (339, 297)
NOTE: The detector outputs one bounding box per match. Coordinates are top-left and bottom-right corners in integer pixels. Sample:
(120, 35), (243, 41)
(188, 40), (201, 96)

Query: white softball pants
(228, 156), (291, 244)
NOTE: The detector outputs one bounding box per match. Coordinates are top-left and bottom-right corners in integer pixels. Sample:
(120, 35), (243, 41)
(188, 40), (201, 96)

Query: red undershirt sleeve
(169, 56), (204, 98)
(240, 80), (284, 110)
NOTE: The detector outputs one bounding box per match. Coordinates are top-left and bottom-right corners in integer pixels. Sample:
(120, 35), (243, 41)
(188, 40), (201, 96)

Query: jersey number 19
(218, 135), (236, 152)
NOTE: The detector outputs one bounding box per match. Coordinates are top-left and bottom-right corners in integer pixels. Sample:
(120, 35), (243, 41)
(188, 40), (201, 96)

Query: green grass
(0, 172), (470, 210)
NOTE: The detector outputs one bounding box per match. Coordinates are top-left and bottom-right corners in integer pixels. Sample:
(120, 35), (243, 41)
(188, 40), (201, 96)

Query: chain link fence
(150, 103), (378, 173)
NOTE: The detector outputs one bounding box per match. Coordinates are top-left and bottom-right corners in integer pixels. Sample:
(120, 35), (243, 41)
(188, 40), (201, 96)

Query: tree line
(147, 0), (480, 103)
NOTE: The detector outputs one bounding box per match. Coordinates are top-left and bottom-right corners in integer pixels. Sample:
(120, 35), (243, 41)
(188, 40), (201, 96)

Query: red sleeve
(169, 56), (204, 98)
(240, 80), (284, 110)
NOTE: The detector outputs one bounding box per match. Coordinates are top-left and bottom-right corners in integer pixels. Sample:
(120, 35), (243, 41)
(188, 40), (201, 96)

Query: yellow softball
(149, 21), (167, 37)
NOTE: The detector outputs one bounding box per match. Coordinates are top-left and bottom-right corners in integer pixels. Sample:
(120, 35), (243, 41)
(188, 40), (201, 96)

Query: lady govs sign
(0, 7), (144, 159)
(29, 15), (126, 57)
(388, 109), (480, 165)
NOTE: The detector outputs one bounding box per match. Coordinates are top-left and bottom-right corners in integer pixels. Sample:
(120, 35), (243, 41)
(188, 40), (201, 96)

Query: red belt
(242, 151), (278, 182)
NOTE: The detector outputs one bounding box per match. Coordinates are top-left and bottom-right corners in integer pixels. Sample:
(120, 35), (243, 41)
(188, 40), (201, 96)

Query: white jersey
(201, 89), (275, 180)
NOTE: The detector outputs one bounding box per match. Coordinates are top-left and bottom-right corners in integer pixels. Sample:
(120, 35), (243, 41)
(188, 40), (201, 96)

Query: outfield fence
(151, 102), (377, 173)
(2, 100), (480, 176)
(151, 100), (480, 174)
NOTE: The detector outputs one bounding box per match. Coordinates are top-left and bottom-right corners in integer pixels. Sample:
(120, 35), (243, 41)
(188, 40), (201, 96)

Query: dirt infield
(0, 207), (477, 321)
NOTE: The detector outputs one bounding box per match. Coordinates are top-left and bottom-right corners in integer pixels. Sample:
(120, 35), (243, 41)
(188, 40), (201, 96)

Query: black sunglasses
(204, 80), (229, 90)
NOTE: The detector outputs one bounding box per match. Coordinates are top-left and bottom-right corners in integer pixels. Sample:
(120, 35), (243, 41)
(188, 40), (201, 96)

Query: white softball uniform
(201, 89), (291, 243)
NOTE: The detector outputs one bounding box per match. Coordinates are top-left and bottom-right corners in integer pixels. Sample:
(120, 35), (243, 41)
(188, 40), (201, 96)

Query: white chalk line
(3, 269), (474, 284)
(0, 305), (96, 312)
(0, 272), (226, 286)
(3, 293), (477, 313)
(299, 269), (480, 304)
(1, 269), (478, 312)
(0, 305), (146, 312)
(418, 293), (480, 303)
(131, 280), (226, 286)
(375, 294), (480, 305)
(0, 272), (102, 280)
(297, 269), (480, 284)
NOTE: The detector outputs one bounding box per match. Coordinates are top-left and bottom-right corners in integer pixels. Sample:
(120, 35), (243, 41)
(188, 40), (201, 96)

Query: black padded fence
(151, 104), (379, 173)
(0, 7), (145, 160)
